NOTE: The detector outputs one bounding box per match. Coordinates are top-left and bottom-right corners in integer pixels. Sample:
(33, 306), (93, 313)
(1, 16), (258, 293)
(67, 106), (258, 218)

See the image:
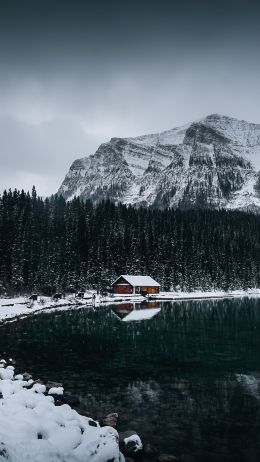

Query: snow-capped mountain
(58, 114), (260, 211)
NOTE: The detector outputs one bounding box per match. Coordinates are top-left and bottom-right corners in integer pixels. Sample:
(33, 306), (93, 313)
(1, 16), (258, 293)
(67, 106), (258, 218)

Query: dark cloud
(0, 0), (260, 194)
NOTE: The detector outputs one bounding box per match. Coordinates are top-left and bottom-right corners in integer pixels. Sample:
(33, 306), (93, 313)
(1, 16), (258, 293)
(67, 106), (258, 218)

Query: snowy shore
(0, 358), (125, 462)
(147, 288), (260, 301)
(0, 296), (90, 324)
(1, 289), (260, 323)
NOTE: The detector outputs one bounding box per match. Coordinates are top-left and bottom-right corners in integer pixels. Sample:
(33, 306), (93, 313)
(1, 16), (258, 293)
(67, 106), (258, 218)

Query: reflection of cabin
(112, 301), (160, 320)
(112, 275), (160, 295)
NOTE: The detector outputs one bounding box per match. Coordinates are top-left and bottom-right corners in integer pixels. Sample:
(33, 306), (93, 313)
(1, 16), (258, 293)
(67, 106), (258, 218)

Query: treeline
(0, 188), (260, 295)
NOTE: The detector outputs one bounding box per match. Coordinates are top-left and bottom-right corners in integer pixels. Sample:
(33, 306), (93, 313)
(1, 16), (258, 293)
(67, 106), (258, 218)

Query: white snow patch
(227, 173), (260, 210)
(113, 275), (160, 287)
(123, 433), (143, 451)
(0, 361), (124, 462)
(0, 295), (92, 323)
(48, 387), (64, 395)
(127, 122), (191, 146)
(148, 289), (260, 301)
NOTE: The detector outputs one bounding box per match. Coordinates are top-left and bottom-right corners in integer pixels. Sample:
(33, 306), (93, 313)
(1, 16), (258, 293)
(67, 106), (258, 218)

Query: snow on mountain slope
(58, 114), (260, 211)
(127, 122), (191, 146)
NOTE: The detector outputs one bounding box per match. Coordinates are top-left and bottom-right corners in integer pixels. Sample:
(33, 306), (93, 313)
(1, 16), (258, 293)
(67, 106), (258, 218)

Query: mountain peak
(58, 115), (260, 212)
(204, 113), (231, 120)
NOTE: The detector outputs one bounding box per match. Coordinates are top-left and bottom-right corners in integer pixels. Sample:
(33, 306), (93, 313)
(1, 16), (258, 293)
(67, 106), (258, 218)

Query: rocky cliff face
(58, 114), (260, 211)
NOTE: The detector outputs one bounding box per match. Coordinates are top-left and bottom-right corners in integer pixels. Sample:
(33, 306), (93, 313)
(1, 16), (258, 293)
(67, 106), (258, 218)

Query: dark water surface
(1, 298), (260, 462)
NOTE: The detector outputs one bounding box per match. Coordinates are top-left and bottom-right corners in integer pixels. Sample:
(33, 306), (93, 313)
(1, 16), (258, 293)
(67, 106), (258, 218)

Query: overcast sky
(1, 0), (260, 195)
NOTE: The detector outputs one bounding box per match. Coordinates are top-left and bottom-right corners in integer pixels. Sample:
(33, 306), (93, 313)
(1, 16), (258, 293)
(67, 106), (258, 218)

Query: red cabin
(112, 275), (160, 295)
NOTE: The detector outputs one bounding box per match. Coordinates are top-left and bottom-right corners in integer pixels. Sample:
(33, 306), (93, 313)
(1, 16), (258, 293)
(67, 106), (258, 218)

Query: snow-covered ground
(0, 295), (92, 323)
(0, 294), (148, 323)
(148, 289), (260, 301)
(1, 289), (260, 324)
(0, 359), (124, 462)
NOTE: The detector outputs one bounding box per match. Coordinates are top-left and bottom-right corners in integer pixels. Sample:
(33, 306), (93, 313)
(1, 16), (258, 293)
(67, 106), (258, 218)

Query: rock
(119, 430), (143, 456)
(54, 399), (63, 406)
(88, 419), (98, 427)
(125, 458), (135, 462)
(0, 443), (8, 459)
(102, 412), (118, 427)
(158, 455), (178, 462)
(46, 381), (63, 390)
(22, 372), (33, 380)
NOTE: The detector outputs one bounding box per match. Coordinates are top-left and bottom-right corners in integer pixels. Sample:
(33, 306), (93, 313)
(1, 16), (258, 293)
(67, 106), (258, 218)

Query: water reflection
(1, 298), (260, 461)
(112, 301), (161, 321)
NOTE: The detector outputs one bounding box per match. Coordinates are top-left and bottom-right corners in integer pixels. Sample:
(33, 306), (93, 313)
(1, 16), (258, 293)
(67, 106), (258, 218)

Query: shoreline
(1, 289), (260, 324)
(0, 357), (128, 462)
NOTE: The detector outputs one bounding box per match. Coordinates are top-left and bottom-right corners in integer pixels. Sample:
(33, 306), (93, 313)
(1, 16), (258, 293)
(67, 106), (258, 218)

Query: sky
(0, 0), (260, 195)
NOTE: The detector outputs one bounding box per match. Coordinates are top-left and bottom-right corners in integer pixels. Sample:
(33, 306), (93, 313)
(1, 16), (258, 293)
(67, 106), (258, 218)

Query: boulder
(34, 378), (45, 384)
(46, 381), (63, 390)
(88, 419), (98, 427)
(48, 386), (64, 396)
(0, 443), (8, 459)
(119, 430), (143, 456)
(22, 372), (33, 380)
(102, 413), (119, 427)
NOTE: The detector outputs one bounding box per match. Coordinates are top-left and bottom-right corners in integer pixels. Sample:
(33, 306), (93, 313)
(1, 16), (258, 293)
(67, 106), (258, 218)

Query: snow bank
(101, 294), (146, 303)
(148, 289), (260, 301)
(0, 296), (92, 323)
(0, 294), (146, 323)
(2, 288), (260, 324)
(0, 360), (124, 462)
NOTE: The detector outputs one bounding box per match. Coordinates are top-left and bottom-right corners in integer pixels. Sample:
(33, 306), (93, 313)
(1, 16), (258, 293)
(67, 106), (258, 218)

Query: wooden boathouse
(112, 275), (160, 295)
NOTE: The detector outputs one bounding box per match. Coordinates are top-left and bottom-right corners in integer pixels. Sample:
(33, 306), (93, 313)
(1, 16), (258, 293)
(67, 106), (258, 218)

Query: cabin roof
(112, 275), (160, 287)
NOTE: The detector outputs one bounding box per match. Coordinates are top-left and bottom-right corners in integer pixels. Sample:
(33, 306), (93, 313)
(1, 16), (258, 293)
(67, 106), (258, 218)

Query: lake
(1, 298), (260, 462)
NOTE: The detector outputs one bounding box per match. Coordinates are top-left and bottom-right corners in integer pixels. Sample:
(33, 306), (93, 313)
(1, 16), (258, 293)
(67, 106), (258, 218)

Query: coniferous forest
(0, 187), (260, 295)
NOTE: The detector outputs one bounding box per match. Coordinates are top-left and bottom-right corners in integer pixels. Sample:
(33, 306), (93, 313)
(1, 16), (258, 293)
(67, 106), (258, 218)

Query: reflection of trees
(76, 374), (260, 461)
(1, 299), (260, 460)
(2, 298), (260, 375)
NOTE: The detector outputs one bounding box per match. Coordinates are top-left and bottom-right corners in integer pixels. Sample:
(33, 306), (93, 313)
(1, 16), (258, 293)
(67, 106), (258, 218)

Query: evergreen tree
(0, 189), (260, 295)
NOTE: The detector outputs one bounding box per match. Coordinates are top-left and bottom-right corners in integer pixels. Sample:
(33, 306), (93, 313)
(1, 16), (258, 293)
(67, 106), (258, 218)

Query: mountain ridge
(58, 114), (260, 211)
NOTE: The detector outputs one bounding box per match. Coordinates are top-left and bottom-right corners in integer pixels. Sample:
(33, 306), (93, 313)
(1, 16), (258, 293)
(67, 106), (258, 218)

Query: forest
(0, 187), (260, 295)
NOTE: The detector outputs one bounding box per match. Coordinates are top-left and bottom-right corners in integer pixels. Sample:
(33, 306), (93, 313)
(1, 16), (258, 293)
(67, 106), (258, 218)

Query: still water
(1, 298), (260, 462)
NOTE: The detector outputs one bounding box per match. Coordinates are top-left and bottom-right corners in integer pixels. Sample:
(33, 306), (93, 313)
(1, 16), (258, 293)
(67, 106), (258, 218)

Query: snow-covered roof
(113, 275), (160, 287)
